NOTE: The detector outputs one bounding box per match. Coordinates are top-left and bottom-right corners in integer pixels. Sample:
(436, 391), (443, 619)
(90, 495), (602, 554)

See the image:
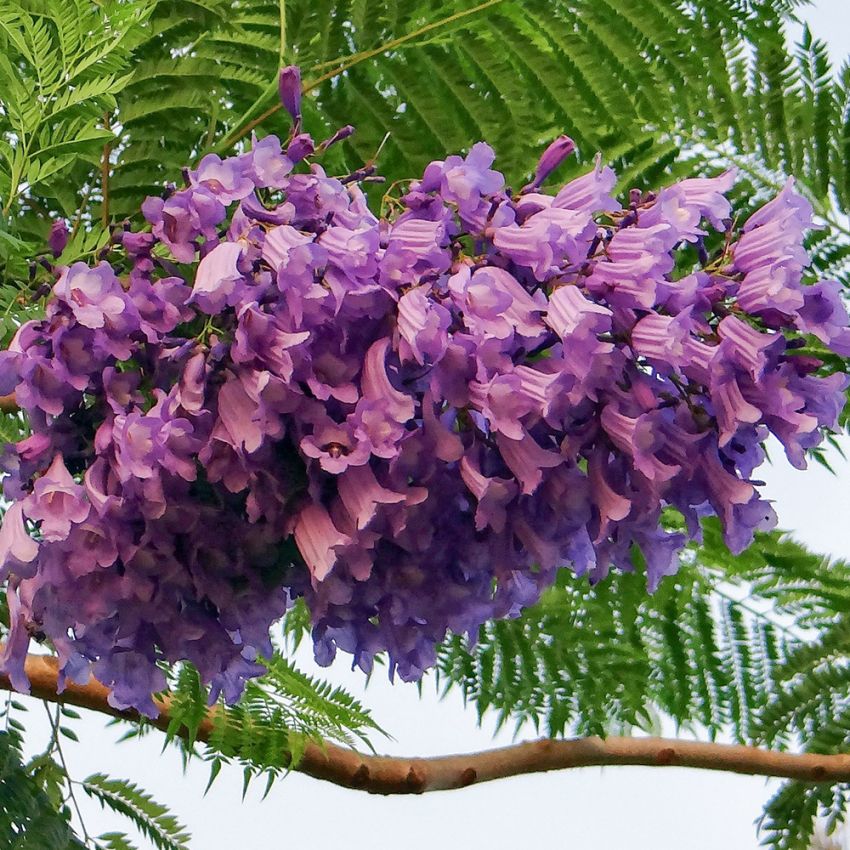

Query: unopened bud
(278, 66), (302, 123)
(523, 135), (576, 192)
(48, 220), (68, 257)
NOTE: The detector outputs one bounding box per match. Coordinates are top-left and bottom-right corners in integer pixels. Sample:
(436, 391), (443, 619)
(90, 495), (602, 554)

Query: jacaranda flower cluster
(0, 68), (847, 716)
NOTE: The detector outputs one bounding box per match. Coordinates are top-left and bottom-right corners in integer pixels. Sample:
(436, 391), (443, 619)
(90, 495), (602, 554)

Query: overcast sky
(14, 2), (850, 848)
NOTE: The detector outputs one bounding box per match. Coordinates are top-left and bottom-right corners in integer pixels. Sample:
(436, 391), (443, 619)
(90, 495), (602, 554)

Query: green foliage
(80, 775), (189, 850)
(160, 652), (383, 796)
(436, 521), (796, 741)
(0, 0), (848, 249)
(0, 729), (84, 850)
(0, 649), (381, 848)
(434, 520), (850, 847)
(0, 0), (152, 225)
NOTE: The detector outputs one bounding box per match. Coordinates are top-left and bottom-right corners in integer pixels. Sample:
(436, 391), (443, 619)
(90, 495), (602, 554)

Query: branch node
(405, 764), (426, 792)
(655, 747), (677, 766)
(350, 763), (370, 787)
(459, 767), (477, 787)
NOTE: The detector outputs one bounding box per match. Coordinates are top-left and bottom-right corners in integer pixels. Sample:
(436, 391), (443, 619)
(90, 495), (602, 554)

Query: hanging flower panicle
(0, 68), (847, 715)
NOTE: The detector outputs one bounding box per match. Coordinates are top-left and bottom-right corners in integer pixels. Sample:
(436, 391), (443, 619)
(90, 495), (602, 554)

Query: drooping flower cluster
(0, 69), (848, 716)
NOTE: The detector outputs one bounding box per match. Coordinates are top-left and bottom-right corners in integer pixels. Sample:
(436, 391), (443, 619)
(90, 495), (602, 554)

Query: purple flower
(351, 399), (406, 459)
(496, 430), (562, 494)
(248, 134), (293, 188)
(631, 309), (693, 372)
(129, 274), (193, 341)
(492, 207), (595, 281)
(293, 503), (348, 582)
(52, 262), (127, 330)
(190, 154), (254, 205)
(553, 156), (619, 213)
(111, 399), (198, 484)
(460, 451), (518, 532)
(546, 284), (612, 341)
(233, 302), (309, 381)
(587, 449), (632, 541)
(420, 142), (504, 215)
(142, 188), (226, 262)
(469, 373), (536, 440)
(600, 406), (680, 483)
(451, 266), (547, 340)
(0, 349), (21, 395)
(336, 464), (406, 533)
(2, 107), (847, 713)
(397, 286), (451, 365)
(795, 280), (850, 356)
(287, 133), (315, 163)
(381, 218), (451, 288)
(736, 260), (805, 320)
(190, 242), (244, 313)
(709, 360), (763, 447)
(361, 339), (415, 424)
(717, 316), (784, 380)
(300, 419), (370, 474)
(319, 222), (380, 281)
(24, 454), (89, 541)
(733, 180), (814, 274)
(1, 589), (33, 694)
(214, 372), (265, 455)
(585, 224), (676, 310)
(0, 502), (38, 580)
(672, 169), (735, 229)
(743, 178), (814, 233)
(92, 651), (167, 719)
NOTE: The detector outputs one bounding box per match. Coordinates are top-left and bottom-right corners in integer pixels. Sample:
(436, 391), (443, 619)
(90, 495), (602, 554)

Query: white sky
(14, 2), (850, 848)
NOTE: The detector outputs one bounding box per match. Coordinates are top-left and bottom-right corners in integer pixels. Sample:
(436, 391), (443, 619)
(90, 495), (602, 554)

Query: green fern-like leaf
(80, 774), (190, 850)
(0, 731), (85, 850)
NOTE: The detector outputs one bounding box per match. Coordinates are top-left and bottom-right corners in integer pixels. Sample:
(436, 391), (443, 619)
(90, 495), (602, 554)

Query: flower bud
(278, 65), (302, 123)
(321, 124), (355, 151)
(48, 220), (68, 257)
(525, 135), (576, 191)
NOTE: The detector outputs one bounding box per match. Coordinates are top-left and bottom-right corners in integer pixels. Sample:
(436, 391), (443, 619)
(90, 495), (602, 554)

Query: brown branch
(3, 652), (849, 795)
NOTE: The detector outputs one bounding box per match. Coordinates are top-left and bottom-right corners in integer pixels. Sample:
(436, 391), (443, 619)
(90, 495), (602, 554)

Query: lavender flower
(24, 454), (89, 540)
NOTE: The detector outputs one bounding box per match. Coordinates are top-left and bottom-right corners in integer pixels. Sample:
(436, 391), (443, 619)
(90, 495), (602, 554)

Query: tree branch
(3, 652), (849, 795)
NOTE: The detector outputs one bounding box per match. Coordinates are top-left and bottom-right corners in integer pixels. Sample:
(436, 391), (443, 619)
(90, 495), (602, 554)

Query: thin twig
(278, 0), (287, 65)
(100, 112), (112, 230)
(42, 701), (91, 844)
(215, 0), (505, 153)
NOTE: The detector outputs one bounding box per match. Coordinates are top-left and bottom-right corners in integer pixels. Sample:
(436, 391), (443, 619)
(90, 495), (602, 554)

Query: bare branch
(2, 652), (848, 795)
